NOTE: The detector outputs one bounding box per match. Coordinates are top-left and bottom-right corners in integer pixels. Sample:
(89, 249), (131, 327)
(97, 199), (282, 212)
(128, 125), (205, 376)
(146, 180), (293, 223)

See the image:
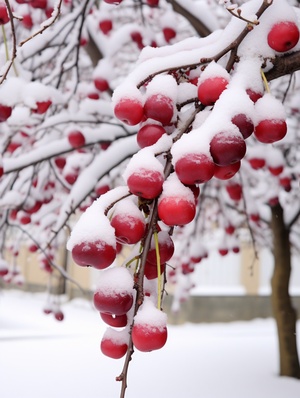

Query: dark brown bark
(270, 203), (300, 378)
(165, 0), (212, 37)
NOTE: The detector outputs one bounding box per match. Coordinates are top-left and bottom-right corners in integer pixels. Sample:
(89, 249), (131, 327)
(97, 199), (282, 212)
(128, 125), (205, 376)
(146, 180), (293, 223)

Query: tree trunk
(270, 203), (300, 378)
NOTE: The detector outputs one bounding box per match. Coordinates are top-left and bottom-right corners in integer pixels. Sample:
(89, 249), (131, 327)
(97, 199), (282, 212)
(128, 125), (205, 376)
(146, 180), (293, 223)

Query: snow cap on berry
(134, 297), (167, 329)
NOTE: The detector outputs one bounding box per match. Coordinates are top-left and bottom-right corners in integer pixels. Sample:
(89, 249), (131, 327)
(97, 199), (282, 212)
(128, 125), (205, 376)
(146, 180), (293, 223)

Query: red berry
(54, 311), (64, 321)
(127, 169), (164, 199)
(99, 19), (113, 35)
(68, 130), (85, 148)
(146, 231), (175, 265)
(254, 119), (287, 144)
(144, 261), (166, 280)
(30, 0), (48, 9)
(100, 312), (128, 328)
(267, 21), (299, 53)
(54, 156), (66, 169)
(111, 213), (145, 245)
(32, 100), (52, 114)
(210, 132), (246, 166)
(163, 27), (176, 43)
(72, 240), (116, 269)
(144, 94), (174, 125)
(94, 289), (133, 316)
(197, 77), (228, 106)
(175, 153), (215, 185)
(65, 172), (78, 185)
(158, 196), (196, 226)
(94, 77), (110, 92)
(103, 0), (123, 3)
(100, 331), (128, 359)
(0, 104), (12, 122)
(0, 4), (9, 25)
(22, 14), (33, 29)
(132, 321), (167, 352)
(214, 161), (241, 180)
(219, 248), (228, 256)
(231, 113), (254, 139)
(146, 0), (159, 5)
(246, 89), (263, 103)
(137, 124), (165, 148)
(248, 157), (265, 170)
(225, 183), (242, 201)
(268, 165), (284, 176)
(114, 98), (144, 126)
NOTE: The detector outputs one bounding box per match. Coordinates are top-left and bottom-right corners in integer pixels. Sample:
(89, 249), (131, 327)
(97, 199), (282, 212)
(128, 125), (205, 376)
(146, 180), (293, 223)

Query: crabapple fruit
(210, 131), (246, 166)
(174, 153), (215, 185)
(144, 94), (174, 125)
(71, 240), (116, 269)
(254, 119), (287, 144)
(267, 21), (299, 52)
(127, 169), (164, 199)
(197, 77), (228, 106)
(114, 98), (144, 126)
(137, 124), (165, 148)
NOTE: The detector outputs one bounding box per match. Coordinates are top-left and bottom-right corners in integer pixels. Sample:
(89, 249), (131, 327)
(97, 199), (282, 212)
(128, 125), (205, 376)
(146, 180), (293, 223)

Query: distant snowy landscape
(0, 289), (299, 398)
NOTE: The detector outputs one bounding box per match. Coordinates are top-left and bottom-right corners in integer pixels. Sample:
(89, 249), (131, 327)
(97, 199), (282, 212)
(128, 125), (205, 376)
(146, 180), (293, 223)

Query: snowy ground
(0, 289), (299, 398)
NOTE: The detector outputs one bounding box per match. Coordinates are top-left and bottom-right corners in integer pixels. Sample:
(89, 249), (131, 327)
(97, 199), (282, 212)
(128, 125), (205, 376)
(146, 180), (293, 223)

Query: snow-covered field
(0, 289), (299, 398)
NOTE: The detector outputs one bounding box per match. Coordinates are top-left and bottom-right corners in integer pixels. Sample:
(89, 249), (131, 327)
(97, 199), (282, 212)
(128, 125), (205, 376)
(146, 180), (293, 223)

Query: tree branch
(265, 51), (300, 82)
(165, 0), (212, 37)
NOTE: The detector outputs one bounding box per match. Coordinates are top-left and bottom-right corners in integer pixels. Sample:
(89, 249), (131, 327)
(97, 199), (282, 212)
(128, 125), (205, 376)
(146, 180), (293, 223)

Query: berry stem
(261, 69), (270, 93)
(2, 25), (9, 62)
(153, 231), (162, 309)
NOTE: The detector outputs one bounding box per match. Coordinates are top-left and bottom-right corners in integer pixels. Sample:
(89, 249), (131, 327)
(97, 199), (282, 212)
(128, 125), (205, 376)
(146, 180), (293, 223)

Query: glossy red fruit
(114, 98), (144, 126)
(248, 157), (265, 170)
(20, 213), (31, 225)
(231, 113), (254, 139)
(94, 77), (110, 92)
(197, 77), (228, 106)
(0, 104), (12, 122)
(146, 231), (175, 265)
(54, 311), (64, 321)
(111, 213), (145, 245)
(101, 332), (128, 359)
(72, 240), (116, 269)
(144, 94), (174, 125)
(175, 153), (215, 185)
(225, 224), (235, 235)
(158, 196), (196, 226)
(127, 169), (164, 199)
(103, 0), (123, 3)
(254, 119), (287, 144)
(210, 132), (246, 166)
(146, 0), (159, 6)
(268, 165), (284, 176)
(250, 213), (260, 223)
(0, 4), (9, 24)
(100, 312), (127, 328)
(54, 156), (66, 169)
(132, 322), (167, 352)
(267, 21), (299, 52)
(163, 27), (176, 43)
(225, 183), (242, 201)
(33, 100), (52, 114)
(214, 161), (240, 180)
(65, 172), (78, 185)
(219, 248), (228, 256)
(68, 130), (85, 148)
(94, 289), (133, 316)
(99, 19), (113, 35)
(246, 89), (263, 103)
(137, 124), (165, 148)
(30, 0), (48, 8)
(144, 261), (166, 280)
(29, 244), (38, 253)
(279, 176), (292, 192)
(22, 14), (33, 29)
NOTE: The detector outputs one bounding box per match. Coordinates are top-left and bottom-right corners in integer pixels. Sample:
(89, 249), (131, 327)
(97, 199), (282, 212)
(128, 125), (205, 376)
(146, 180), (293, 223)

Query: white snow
(0, 289), (299, 398)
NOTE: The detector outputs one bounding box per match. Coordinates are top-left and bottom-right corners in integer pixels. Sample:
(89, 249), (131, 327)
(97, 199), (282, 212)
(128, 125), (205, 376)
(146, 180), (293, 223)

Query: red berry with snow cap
(114, 98), (144, 126)
(210, 131), (246, 166)
(174, 153), (215, 185)
(132, 299), (168, 352)
(101, 329), (128, 359)
(197, 76), (228, 106)
(93, 267), (134, 315)
(144, 94), (174, 125)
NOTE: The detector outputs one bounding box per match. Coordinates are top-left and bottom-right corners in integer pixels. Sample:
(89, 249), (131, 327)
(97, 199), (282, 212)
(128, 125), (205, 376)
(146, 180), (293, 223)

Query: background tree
(0, 0), (300, 397)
